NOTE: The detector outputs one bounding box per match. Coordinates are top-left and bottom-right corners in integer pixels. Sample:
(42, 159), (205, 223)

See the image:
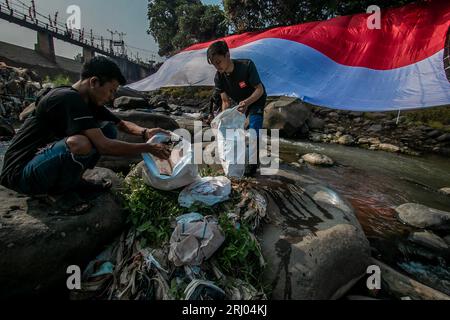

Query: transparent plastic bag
(141, 133), (199, 191)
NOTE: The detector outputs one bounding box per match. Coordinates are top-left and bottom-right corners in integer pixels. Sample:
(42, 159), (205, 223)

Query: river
(279, 139), (450, 295)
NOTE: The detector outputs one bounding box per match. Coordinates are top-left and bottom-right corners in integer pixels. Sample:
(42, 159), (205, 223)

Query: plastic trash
(141, 132), (199, 191)
(211, 106), (246, 178)
(184, 279), (226, 300)
(178, 176), (231, 208)
(168, 214), (225, 266)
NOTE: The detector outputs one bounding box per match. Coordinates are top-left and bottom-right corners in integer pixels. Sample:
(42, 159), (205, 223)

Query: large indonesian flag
(129, 0), (450, 111)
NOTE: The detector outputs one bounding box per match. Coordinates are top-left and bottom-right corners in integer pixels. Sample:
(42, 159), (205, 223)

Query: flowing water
(279, 139), (450, 295)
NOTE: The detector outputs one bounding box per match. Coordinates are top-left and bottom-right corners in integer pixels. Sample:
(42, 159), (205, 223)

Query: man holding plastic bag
(207, 41), (267, 177)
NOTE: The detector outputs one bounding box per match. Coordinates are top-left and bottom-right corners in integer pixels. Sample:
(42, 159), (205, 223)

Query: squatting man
(0, 57), (171, 198)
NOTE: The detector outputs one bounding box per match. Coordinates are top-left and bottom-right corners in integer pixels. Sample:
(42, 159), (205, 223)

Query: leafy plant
(120, 176), (185, 247)
(216, 214), (265, 288)
(44, 74), (72, 86)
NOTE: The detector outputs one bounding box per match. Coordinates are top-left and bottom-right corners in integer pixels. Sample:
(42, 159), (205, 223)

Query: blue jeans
(248, 113), (264, 165)
(17, 122), (117, 195)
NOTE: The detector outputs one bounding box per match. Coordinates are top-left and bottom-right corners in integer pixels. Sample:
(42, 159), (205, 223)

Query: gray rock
(409, 231), (449, 251)
(113, 96), (150, 110)
(378, 143), (400, 153)
(368, 137), (381, 145)
(337, 135), (354, 145)
(436, 133), (450, 142)
(396, 203), (450, 230)
(255, 168), (370, 299)
(0, 168), (127, 298)
(310, 133), (323, 143)
(357, 137), (369, 144)
(306, 117), (325, 130)
(427, 130), (441, 138)
(439, 187), (450, 196)
(263, 97), (312, 137)
(301, 153), (334, 166)
(0, 117), (15, 138)
(368, 124), (383, 133)
(444, 236), (450, 246)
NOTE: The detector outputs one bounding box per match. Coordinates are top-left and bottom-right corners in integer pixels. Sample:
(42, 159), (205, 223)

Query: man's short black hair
(81, 56), (126, 86)
(207, 41), (229, 64)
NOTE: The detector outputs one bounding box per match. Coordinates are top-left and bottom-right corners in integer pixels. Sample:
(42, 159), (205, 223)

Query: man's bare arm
(83, 127), (170, 159)
(221, 92), (231, 111)
(117, 120), (170, 140)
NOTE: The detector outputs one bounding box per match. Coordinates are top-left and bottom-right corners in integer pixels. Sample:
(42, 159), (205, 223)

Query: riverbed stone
(337, 135), (354, 145)
(0, 168), (127, 298)
(301, 153), (334, 166)
(396, 203), (450, 230)
(409, 231), (449, 251)
(378, 143), (400, 153)
(252, 167), (370, 299)
(439, 188), (450, 196)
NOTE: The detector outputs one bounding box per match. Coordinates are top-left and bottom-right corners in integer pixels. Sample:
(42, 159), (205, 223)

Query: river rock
(113, 96), (150, 110)
(436, 133), (450, 142)
(396, 203), (450, 230)
(310, 133), (323, 143)
(0, 117), (15, 138)
(439, 187), (450, 196)
(378, 143), (400, 153)
(427, 130), (441, 138)
(252, 168), (370, 299)
(97, 111), (180, 172)
(0, 167), (127, 298)
(409, 231), (449, 251)
(357, 137), (369, 144)
(368, 124), (383, 133)
(368, 137), (381, 145)
(307, 117), (325, 130)
(301, 153), (334, 166)
(263, 97), (312, 138)
(337, 135), (354, 145)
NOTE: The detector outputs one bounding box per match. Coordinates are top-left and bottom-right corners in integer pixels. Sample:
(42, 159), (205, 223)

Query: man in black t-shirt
(0, 57), (171, 196)
(207, 40), (267, 176)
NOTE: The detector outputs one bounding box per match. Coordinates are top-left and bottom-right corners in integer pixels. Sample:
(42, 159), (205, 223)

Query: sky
(0, 0), (222, 62)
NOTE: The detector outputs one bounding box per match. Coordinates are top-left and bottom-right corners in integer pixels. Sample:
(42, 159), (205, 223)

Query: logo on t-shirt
(239, 81), (247, 89)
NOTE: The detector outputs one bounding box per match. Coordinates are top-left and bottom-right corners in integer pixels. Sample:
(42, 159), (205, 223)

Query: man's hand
(147, 143), (171, 160)
(238, 100), (248, 114)
(145, 128), (171, 140)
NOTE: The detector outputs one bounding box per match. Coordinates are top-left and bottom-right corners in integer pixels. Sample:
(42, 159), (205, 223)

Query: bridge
(0, 0), (157, 82)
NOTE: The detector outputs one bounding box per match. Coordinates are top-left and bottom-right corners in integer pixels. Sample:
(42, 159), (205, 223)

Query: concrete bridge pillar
(35, 31), (55, 62)
(82, 47), (95, 63)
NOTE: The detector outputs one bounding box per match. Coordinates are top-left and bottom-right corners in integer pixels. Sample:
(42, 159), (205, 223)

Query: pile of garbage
(0, 62), (43, 123)
(72, 109), (269, 300)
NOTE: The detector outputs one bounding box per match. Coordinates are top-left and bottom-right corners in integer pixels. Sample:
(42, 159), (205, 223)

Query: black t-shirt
(0, 87), (120, 189)
(214, 59), (267, 114)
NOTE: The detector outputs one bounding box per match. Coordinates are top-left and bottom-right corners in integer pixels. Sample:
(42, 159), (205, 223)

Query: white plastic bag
(168, 214), (225, 266)
(211, 106), (246, 178)
(178, 176), (231, 208)
(141, 132), (199, 191)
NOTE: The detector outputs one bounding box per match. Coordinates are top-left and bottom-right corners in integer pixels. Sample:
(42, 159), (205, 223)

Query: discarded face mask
(168, 214), (225, 267)
(178, 176), (231, 208)
(142, 132), (199, 191)
(211, 106), (246, 178)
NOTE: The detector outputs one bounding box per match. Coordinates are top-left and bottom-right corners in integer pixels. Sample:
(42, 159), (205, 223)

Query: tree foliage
(223, 0), (418, 33)
(147, 0), (227, 57)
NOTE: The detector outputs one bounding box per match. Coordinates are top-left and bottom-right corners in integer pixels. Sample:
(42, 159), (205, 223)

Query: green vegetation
(404, 106), (450, 131)
(147, 0), (227, 57)
(119, 165), (267, 296)
(159, 86), (213, 100)
(44, 74), (71, 86)
(121, 176), (185, 247)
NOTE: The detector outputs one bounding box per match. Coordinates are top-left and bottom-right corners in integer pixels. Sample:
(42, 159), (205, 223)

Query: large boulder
(251, 167), (370, 299)
(0, 168), (127, 298)
(0, 117), (15, 139)
(98, 111), (180, 172)
(113, 96), (150, 110)
(301, 153), (334, 166)
(396, 203), (450, 230)
(263, 97), (312, 138)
